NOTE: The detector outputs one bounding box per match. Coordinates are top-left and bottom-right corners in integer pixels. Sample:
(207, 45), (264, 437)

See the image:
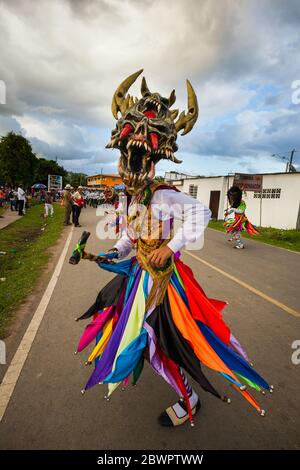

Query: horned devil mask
(106, 69), (199, 194)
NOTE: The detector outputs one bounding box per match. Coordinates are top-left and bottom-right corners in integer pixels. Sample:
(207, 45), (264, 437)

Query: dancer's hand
(148, 246), (173, 268)
(96, 249), (119, 263)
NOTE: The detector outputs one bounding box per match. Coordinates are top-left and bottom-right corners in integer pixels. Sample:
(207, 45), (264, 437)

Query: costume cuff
(167, 238), (184, 254)
(113, 242), (132, 260)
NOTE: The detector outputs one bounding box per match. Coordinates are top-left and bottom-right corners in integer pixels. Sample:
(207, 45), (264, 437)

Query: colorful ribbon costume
(224, 187), (259, 248)
(74, 71), (271, 425)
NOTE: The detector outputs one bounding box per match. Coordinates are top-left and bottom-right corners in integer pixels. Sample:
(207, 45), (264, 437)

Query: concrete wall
(242, 174), (300, 229)
(182, 176), (229, 220)
(165, 171), (192, 180)
(180, 173), (300, 229)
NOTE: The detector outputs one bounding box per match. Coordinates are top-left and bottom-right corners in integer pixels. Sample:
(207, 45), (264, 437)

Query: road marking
(0, 227), (74, 422)
(183, 250), (300, 318)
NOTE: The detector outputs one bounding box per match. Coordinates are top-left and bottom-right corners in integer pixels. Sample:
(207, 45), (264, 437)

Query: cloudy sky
(0, 0), (299, 177)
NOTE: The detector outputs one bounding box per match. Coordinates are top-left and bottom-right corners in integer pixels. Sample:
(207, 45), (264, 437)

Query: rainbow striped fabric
(76, 254), (270, 418)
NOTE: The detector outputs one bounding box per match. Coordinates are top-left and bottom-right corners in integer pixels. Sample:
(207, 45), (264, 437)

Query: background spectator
(72, 186), (84, 227)
(17, 186), (26, 216)
(0, 187), (4, 208)
(63, 184), (73, 226)
(44, 191), (54, 218)
(9, 188), (17, 211)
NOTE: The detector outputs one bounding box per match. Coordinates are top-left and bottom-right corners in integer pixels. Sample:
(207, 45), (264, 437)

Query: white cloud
(16, 115), (67, 147)
(198, 82), (256, 121)
(0, 0), (299, 176)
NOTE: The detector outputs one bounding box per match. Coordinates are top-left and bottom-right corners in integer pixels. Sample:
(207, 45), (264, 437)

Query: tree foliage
(154, 176), (165, 183)
(0, 132), (37, 187)
(34, 158), (67, 185)
(0, 131), (86, 189)
(65, 171), (88, 187)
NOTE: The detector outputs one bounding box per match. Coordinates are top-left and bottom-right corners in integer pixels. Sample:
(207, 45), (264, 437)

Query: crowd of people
(61, 185), (121, 227)
(62, 184), (85, 226)
(1, 183), (122, 227)
(85, 189), (106, 208)
(0, 185), (32, 216)
(0, 185), (62, 218)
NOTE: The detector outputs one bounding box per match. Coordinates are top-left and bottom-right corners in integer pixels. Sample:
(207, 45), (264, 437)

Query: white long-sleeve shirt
(17, 187), (26, 201)
(114, 189), (211, 259)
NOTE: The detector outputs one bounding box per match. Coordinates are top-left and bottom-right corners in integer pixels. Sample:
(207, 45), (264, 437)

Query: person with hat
(63, 184), (73, 226)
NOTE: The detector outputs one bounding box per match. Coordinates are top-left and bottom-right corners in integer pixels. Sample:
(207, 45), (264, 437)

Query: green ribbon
(132, 356), (145, 385)
(73, 241), (86, 259)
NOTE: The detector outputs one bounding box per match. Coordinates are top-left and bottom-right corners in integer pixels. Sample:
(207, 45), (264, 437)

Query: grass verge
(208, 219), (300, 252)
(0, 202), (65, 338)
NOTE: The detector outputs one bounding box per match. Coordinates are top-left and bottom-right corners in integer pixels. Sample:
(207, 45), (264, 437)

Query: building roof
(87, 173), (121, 178)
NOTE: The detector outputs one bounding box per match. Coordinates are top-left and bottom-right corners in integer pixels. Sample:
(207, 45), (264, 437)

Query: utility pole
(272, 150), (298, 173)
(288, 148), (296, 172)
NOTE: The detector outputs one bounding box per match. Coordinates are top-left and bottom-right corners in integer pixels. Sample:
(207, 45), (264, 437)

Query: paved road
(0, 210), (20, 230)
(0, 207), (299, 450)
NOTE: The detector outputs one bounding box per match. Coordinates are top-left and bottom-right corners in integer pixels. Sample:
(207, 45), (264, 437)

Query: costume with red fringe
(75, 182), (271, 424)
(73, 71), (271, 426)
(224, 200), (259, 236)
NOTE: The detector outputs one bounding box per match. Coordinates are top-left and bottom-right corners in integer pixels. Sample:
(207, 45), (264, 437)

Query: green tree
(34, 158), (67, 186)
(0, 132), (37, 187)
(65, 171), (88, 188)
(154, 176), (165, 183)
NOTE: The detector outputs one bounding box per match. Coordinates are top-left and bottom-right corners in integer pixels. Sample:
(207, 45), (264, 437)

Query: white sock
(172, 389), (199, 418)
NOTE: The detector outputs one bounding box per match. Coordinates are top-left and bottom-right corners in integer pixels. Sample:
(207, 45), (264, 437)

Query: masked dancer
(74, 70), (271, 427)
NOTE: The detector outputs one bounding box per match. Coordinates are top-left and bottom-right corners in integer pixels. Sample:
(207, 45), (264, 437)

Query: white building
(164, 171), (199, 181)
(165, 172), (300, 229)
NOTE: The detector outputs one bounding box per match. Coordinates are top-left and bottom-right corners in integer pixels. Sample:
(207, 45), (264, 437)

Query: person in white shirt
(114, 163), (210, 264)
(76, 162), (264, 427)
(73, 71), (270, 429)
(17, 186), (26, 216)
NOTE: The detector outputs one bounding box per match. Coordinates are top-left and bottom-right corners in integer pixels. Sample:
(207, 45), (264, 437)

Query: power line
(271, 149), (299, 172)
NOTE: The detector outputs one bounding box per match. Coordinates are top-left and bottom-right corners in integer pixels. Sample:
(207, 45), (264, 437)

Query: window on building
(189, 184), (198, 198)
(253, 188), (281, 199)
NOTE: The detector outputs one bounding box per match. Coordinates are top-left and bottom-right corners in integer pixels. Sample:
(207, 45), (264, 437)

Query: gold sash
(127, 183), (174, 309)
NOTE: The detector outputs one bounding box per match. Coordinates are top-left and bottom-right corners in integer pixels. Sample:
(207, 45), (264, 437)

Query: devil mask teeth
(106, 69), (199, 192)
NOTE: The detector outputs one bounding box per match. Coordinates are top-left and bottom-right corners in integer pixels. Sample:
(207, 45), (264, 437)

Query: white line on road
(184, 250), (300, 318)
(0, 227), (74, 422)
